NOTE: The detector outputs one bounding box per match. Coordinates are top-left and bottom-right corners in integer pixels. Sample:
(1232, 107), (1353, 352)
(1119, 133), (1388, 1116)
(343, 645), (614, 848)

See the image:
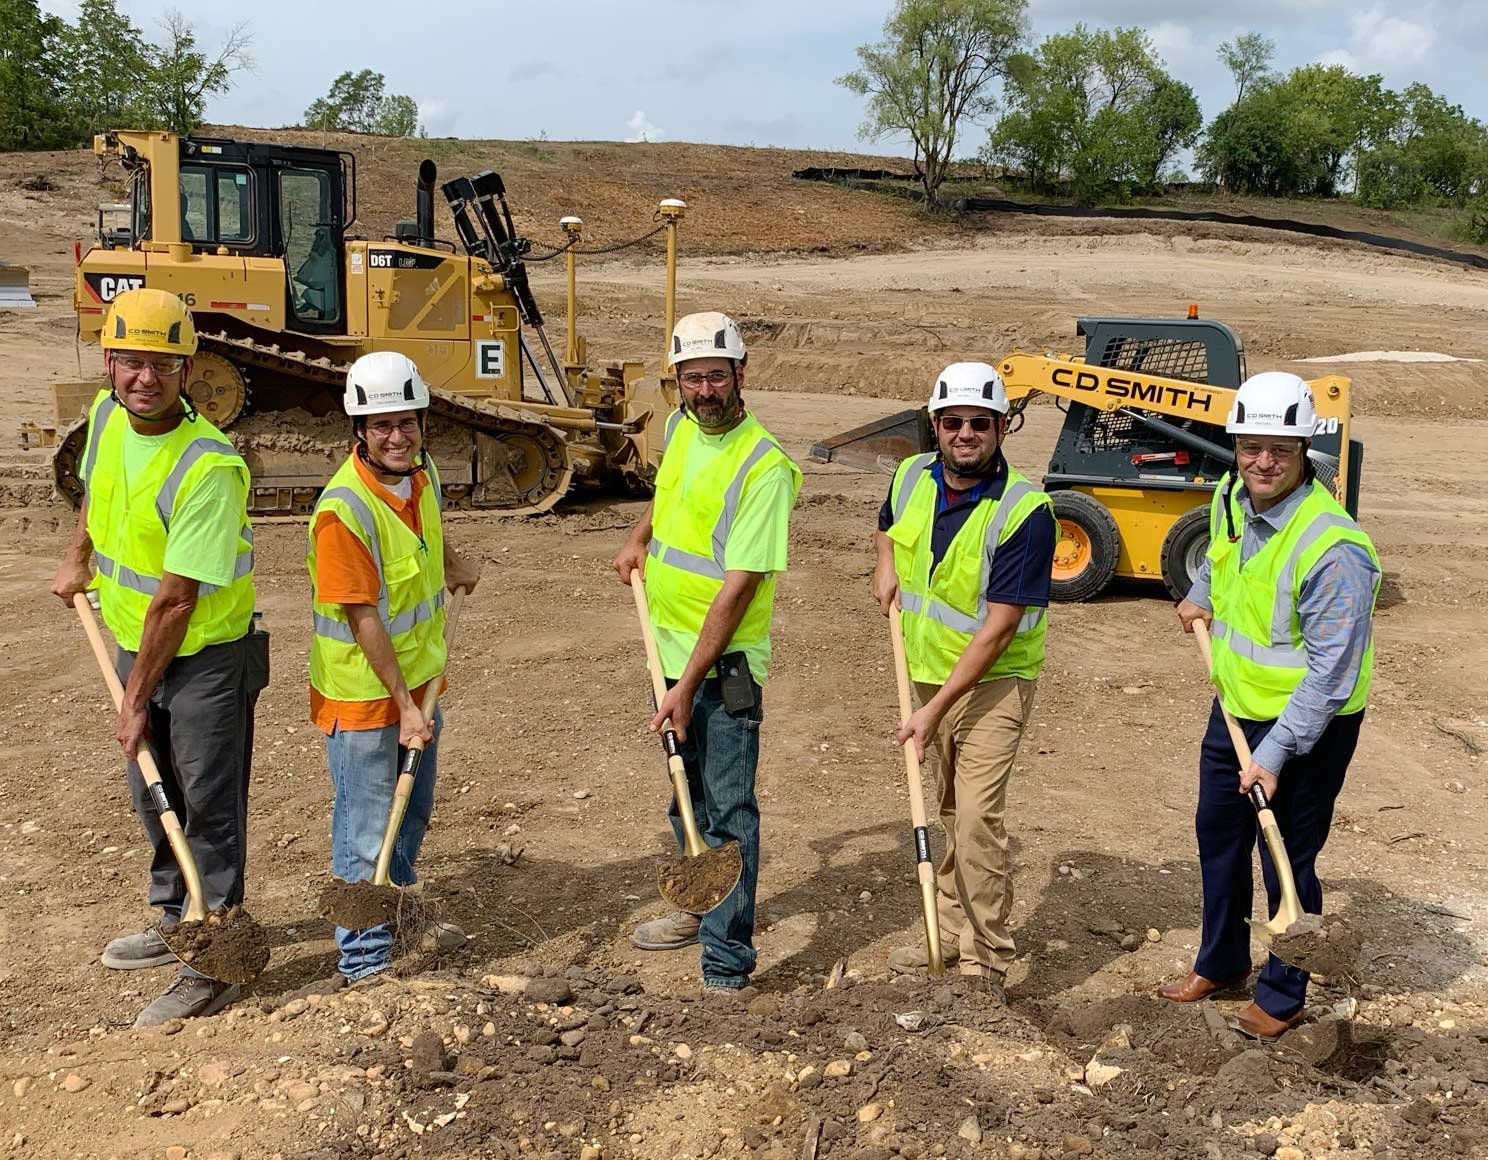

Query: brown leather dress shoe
(1156, 970), (1251, 1003)
(1229, 1001), (1303, 1040)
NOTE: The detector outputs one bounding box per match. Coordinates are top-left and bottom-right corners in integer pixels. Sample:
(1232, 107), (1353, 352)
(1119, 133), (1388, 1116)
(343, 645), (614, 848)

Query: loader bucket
(809, 408), (930, 473)
(0, 264), (36, 309)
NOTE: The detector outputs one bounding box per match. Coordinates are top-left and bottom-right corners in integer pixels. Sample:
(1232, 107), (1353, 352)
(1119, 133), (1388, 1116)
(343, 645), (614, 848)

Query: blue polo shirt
(878, 452), (1055, 608)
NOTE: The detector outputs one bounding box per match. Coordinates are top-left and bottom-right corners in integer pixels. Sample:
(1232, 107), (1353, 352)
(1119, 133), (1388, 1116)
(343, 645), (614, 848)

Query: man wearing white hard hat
(872, 363), (1056, 1002)
(1164, 371), (1379, 1039)
(613, 311), (801, 995)
(307, 351), (480, 983)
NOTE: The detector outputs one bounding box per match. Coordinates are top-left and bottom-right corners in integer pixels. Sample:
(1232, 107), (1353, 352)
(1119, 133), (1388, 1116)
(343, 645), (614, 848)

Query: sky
(37, 0), (1488, 161)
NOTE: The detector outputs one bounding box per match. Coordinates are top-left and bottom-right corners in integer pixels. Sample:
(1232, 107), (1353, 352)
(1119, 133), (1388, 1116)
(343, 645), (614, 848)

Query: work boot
(101, 926), (177, 970)
(630, 911), (701, 951)
(420, 920), (467, 953)
(887, 934), (960, 975)
(133, 975), (240, 1028)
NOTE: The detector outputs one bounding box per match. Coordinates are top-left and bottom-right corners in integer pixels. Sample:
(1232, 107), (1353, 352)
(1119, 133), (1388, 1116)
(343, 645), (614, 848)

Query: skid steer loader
(55, 130), (684, 515)
(812, 313), (1361, 602)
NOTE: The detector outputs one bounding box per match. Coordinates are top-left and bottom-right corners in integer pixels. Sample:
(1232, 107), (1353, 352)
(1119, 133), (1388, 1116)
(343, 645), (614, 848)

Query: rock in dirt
(60, 1074), (89, 1093)
(1213, 1050), (1275, 1104)
(410, 1031), (448, 1073)
(1085, 1059), (1124, 1087)
(1062, 1135), (1093, 1156)
(844, 1031), (868, 1052)
(1252, 1133), (1278, 1156)
(858, 1103), (883, 1123)
(165, 1146), (188, 1160)
(162, 907), (270, 984)
(12, 1077), (31, 1098)
(1280, 1017), (1345, 1067)
(1274, 1149), (1305, 1160)
(824, 1060), (852, 1078)
(957, 1115), (982, 1144)
(526, 977), (574, 1005)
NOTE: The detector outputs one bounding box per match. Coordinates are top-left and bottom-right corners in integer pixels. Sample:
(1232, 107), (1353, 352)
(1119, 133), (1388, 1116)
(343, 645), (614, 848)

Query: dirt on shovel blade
(318, 879), (406, 931)
(1267, 912), (1363, 981)
(657, 842), (742, 915)
(161, 906), (270, 985)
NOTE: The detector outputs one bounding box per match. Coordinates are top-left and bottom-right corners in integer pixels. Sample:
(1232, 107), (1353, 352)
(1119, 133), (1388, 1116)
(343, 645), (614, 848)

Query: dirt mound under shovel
(162, 906), (270, 984)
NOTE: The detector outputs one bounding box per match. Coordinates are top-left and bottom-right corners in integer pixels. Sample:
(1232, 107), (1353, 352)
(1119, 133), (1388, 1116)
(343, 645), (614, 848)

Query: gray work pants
(116, 630), (269, 921)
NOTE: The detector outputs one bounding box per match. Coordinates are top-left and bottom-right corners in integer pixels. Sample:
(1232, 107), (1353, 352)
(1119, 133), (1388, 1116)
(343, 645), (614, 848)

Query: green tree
(59, 0), (155, 137)
(985, 25), (1190, 202)
(371, 93), (420, 137)
(143, 10), (252, 135)
(1356, 82), (1486, 207)
(1216, 31), (1274, 103)
(1197, 87), (1296, 194)
(837, 0), (1028, 205)
(304, 69), (385, 132)
(0, 0), (71, 150)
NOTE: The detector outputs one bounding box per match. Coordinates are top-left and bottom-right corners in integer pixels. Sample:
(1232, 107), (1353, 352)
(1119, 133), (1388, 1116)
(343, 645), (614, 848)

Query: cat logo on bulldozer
(85, 273), (146, 302)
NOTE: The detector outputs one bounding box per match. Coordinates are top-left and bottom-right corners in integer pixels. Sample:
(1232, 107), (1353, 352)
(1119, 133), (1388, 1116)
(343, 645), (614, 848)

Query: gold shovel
(320, 586), (466, 930)
(73, 593), (270, 985)
(629, 570), (743, 916)
(889, 605), (945, 975)
(1192, 619), (1305, 948)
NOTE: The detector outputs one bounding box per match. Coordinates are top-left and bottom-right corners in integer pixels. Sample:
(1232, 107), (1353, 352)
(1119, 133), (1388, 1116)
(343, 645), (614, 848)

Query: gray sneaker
(133, 975), (241, 1028)
(630, 911), (702, 950)
(102, 927), (177, 970)
(887, 934), (960, 975)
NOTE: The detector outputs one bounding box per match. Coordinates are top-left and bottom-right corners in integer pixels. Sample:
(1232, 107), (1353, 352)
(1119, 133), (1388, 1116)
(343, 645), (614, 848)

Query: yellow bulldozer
(55, 129), (684, 515)
(813, 313), (1361, 601)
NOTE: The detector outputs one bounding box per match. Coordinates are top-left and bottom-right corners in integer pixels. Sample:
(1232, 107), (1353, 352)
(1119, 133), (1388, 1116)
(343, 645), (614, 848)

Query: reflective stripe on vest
(1207, 476), (1378, 718)
(646, 436), (782, 580)
(663, 407), (685, 449)
(82, 390), (255, 654)
(308, 485), (446, 644)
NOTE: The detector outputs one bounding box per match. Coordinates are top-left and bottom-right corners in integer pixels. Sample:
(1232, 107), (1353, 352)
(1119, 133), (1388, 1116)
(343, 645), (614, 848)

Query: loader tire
(1160, 504), (1211, 602)
(1049, 490), (1120, 602)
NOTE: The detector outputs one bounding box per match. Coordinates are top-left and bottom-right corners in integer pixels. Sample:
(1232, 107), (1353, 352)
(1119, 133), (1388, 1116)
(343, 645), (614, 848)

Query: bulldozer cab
(102, 132), (353, 334)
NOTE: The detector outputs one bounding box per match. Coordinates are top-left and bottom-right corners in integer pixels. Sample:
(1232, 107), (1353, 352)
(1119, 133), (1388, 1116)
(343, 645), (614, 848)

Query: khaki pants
(914, 676), (1037, 978)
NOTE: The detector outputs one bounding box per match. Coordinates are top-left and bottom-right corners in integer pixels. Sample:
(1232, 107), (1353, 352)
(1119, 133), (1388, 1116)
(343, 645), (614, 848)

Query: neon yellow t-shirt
(120, 426), (248, 589)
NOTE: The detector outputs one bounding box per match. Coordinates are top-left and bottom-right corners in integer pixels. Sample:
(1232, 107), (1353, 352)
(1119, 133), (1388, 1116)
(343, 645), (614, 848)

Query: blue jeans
(666, 677), (763, 988)
(324, 707), (442, 979)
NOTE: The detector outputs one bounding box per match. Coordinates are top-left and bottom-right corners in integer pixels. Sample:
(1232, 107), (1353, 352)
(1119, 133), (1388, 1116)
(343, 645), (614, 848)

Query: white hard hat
(669, 311), (746, 367)
(1226, 371), (1316, 438)
(928, 362), (1009, 415)
(344, 351), (430, 416)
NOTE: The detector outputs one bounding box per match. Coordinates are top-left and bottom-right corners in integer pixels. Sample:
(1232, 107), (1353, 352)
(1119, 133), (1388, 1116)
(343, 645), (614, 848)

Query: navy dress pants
(1192, 699), (1362, 1019)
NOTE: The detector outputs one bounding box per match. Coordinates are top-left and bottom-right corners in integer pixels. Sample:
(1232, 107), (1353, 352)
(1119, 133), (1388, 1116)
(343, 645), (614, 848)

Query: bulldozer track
(49, 333), (578, 518)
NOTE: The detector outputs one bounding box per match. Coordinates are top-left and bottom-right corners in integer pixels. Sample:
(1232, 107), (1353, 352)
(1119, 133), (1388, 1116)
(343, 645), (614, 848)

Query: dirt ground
(2, 142), (1488, 1160)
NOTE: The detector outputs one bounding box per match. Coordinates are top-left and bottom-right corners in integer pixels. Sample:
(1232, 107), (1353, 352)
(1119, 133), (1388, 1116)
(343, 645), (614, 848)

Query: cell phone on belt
(718, 651), (757, 713)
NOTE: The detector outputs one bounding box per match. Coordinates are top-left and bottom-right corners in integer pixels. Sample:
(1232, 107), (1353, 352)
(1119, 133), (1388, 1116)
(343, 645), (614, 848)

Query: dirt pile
(6, 960), (1487, 1159)
(163, 907), (272, 985)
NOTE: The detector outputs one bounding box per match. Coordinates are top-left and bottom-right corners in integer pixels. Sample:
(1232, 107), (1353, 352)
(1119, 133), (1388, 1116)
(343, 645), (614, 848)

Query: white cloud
(625, 110), (665, 143)
(417, 98), (455, 137)
(1317, 5), (1434, 73)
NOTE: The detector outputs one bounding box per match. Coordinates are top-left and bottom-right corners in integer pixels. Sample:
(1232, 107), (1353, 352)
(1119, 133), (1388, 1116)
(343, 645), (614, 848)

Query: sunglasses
(937, 415), (996, 433)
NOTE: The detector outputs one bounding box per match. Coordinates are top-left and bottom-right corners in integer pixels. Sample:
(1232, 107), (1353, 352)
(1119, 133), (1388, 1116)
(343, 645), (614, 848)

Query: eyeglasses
(366, 418), (421, 438)
(1235, 440), (1302, 461)
(113, 354), (186, 375)
(937, 415), (995, 433)
(678, 370), (734, 389)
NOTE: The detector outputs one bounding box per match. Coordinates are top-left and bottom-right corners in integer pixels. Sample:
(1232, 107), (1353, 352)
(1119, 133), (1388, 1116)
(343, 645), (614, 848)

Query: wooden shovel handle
(372, 586), (466, 887)
(1191, 617), (1304, 926)
(629, 569), (708, 859)
(73, 592), (209, 922)
(889, 603), (945, 976)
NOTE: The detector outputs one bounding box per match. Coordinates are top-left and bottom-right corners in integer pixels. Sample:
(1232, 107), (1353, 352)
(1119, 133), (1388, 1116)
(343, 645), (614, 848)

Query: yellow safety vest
(80, 390), (254, 655)
(1207, 473), (1379, 720)
(645, 409), (801, 681)
(887, 454), (1052, 685)
(307, 454), (447, 702)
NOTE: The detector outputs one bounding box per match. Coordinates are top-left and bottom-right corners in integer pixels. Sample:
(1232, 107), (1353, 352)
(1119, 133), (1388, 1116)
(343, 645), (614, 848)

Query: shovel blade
(657, 841), (743, 915)
(159, 906), (271, 985)
(319, 877), (406, 931)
